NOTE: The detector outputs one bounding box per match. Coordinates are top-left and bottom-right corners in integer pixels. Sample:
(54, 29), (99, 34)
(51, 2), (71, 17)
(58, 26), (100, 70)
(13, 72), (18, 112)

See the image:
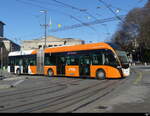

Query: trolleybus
(8, 42), (130, 79)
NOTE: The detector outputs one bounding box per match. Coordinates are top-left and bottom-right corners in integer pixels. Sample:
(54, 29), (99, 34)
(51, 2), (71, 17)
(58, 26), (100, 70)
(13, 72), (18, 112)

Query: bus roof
(44, 42), (114, 53)
(8, 42), (116, 56)
(106, 42), (122, 51)
(8, 50), (36, 56)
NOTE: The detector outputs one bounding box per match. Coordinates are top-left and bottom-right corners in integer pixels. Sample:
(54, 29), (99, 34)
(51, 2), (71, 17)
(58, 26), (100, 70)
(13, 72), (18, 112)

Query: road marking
(3, 77), (25, 81)
(133, 72), (143, 85)
(10, 80), (25, 87)
(0, 85), (10, 89)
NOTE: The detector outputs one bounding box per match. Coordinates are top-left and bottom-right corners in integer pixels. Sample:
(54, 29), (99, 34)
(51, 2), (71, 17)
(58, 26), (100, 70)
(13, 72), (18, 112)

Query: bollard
(144, 62), (147, 66)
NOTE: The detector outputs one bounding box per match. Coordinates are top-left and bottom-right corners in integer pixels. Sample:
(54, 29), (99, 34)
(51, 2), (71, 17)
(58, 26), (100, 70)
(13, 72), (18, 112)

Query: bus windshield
(116, 51), (129, 64)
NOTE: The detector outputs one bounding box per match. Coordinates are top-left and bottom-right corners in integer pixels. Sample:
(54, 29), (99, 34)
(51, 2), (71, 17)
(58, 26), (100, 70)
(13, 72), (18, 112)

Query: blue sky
(0, 0), (148, 44)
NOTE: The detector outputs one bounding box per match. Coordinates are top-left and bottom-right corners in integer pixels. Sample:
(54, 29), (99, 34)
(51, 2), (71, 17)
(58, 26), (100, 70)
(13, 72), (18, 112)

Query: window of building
(38, 45), (42, 49)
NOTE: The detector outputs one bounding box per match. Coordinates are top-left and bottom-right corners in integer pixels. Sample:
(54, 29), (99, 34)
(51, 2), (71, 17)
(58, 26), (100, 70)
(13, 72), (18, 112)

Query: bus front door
(57, 56), (66, 76)
(79, 55), (90, 77)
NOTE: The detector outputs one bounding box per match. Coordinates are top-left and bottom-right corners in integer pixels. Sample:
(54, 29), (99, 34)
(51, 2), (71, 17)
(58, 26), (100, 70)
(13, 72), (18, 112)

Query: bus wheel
(16, 69), (21, 75)
(47, 69), (54, 77)
(96, 69), (105, 80)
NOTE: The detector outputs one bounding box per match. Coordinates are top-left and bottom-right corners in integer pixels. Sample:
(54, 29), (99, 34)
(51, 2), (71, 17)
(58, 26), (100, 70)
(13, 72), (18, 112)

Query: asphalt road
(0, 66), (149, 113)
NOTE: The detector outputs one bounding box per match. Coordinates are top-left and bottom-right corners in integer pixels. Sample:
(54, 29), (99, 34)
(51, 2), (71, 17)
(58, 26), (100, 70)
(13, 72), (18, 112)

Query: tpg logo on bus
(68, 68), (76, 71)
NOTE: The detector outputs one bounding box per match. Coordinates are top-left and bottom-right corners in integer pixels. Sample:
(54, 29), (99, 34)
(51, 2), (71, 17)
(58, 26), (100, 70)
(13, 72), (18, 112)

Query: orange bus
(8, 42), (130, 79)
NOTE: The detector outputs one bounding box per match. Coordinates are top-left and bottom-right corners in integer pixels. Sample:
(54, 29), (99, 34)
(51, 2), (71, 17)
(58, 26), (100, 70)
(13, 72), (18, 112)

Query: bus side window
(45, 54), (50, 65)
(104, 51), (119, 66)
(60, 57), (65, 64)
(71, 56), (79, 65)
(80, 55), (91, 65)
(30, 55), (35, 65)
(92, 55), (98, 65)
(79, 56), (84, 65)
(66, 56), (79, 65)
(92, 53), (103, 65)
(9, 57), (15, 65)
(15, 56), (20, 65)
(45, 54), (56, 65)
(66, 56), (70, 65)
(19, 59), (22, 65)
(23, 57), (29, 66)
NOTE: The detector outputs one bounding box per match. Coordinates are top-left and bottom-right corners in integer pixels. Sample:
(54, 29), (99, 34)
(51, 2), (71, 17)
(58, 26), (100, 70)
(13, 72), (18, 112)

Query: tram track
(25, 78), (127, 113)
(0, 77), (128, 113)
(0, 78), (84, 108)
(0, 85), (67, 103)
(31, 80), (119, 113)
(0, 80), (107, 112)
(0, 78), (82, 98)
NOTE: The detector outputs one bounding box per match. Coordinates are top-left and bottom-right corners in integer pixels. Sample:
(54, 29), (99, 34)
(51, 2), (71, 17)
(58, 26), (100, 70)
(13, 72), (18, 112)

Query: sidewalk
(0, 70), (26, 89)
(0, 69), (16, 81)
(131, 64), (150, 70)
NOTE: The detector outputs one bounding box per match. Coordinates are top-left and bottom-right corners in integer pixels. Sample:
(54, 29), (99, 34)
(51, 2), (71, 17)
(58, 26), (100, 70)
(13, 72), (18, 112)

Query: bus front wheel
(47, 69), (54, 77)
(96, 69), (106, 80)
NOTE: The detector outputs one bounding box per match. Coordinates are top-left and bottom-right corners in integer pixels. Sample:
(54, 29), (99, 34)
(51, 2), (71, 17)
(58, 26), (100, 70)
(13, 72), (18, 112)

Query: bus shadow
(57, 76), (126, 81)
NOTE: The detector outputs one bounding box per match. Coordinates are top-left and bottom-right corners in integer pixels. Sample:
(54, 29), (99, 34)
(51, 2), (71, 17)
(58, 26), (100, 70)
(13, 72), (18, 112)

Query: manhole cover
(97, 106), (108, 110)
(96, 106), (112, 111)
(0, 106), (5, 109)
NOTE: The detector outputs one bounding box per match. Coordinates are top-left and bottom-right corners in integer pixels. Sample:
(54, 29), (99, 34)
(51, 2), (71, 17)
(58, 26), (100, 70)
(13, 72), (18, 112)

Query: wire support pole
(40, 10), (48, 49)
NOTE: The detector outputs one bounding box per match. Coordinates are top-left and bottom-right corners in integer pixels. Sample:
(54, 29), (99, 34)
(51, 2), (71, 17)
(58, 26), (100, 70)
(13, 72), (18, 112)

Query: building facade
(21, 36), (85, 50)
(0, 37), (20, 68)
(0, 21), (20, 68)
(0, 21), (5, 37)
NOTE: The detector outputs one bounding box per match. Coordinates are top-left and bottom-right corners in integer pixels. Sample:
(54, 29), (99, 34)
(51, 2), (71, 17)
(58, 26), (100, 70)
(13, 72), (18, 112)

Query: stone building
(0, 21), (20, 68)
(0, 21), (5, 37)
(21, 36), (85, 50)
(0, 37), (20, 68)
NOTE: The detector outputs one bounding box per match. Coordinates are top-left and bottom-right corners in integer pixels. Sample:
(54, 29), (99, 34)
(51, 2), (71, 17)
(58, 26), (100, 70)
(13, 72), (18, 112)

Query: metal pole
(40, 10), (48, 49)
(1, 47), (3, 69)
(44, 11), (47, 48)
(0, 47), (3, 78)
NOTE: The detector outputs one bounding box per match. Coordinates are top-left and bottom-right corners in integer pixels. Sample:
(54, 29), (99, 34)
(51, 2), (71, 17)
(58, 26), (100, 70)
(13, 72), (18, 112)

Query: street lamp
(40, 10), (48, 49)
